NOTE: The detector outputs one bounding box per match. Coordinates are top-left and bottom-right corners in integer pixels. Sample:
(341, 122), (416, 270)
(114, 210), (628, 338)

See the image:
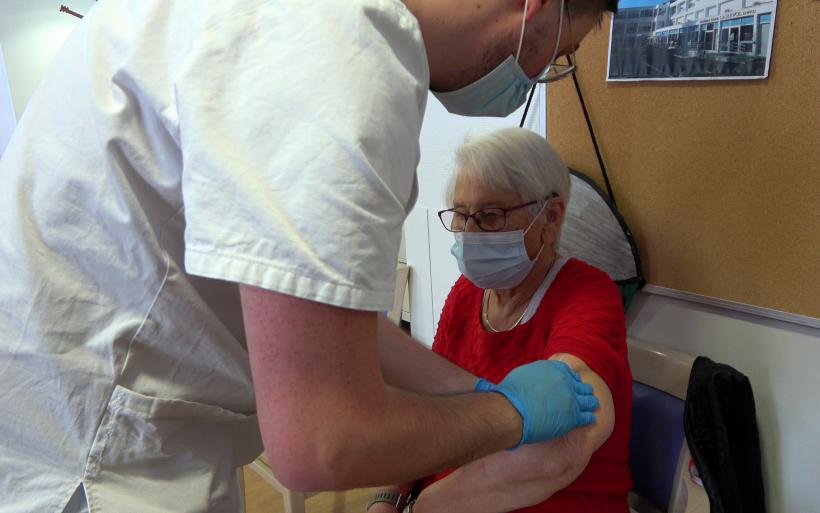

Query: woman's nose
(464, 217), (482, 232)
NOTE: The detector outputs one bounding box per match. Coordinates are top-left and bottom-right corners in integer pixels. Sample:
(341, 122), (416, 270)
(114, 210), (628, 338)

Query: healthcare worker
(0, 1), (617, 512)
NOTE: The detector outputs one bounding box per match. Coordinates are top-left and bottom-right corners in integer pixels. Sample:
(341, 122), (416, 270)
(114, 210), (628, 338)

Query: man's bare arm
(241, 286), (523, 492)
(377, 315), (477, 395)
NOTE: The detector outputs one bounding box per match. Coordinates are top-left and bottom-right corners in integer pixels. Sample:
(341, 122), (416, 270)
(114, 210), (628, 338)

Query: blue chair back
(627, 338), (711, 513)
(630, 381), (687, 512)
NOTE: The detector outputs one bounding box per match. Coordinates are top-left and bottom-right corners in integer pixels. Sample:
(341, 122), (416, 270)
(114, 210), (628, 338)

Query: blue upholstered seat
(630, 381), (687, 512)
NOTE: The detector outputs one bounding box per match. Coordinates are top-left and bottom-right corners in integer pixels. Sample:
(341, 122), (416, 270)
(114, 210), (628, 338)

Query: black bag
(684, 357), (766, 513)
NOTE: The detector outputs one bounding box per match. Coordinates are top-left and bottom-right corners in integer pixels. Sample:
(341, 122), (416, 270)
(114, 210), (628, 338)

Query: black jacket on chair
(684, 356), (766, 513)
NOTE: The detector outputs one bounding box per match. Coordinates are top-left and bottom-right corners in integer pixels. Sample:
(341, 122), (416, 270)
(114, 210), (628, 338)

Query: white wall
(0, 0), (96, 119)
(0, 43), (15, 157)
(627, 292), (820, 513)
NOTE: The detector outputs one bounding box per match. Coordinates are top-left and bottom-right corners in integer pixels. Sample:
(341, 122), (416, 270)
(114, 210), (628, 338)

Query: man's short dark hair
(607, 0), (619, 14)
(569, 0), (619, 18)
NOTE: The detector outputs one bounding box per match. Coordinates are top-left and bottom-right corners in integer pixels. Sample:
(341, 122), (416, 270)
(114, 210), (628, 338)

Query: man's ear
(522, 0), (550, 22)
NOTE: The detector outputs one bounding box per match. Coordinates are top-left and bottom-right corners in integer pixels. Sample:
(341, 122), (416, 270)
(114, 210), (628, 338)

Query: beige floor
(242, 466), (379, 513)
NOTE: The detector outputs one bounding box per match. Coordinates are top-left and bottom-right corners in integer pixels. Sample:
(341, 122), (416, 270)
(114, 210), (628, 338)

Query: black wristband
(366, 490), (407, 512)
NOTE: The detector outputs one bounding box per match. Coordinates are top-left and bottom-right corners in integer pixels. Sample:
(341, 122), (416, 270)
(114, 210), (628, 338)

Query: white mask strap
(515, 0), (529, 62)
(523, 196), (553, 236)
(546, 0), (566, 68)
(525, 196), (556, 260)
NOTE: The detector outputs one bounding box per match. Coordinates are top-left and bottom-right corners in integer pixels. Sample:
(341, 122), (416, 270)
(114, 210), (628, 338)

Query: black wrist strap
(366, 491), (408, 512)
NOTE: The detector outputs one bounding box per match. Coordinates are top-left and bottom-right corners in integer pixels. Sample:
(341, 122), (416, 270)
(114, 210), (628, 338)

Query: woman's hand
(407, 486), (440, 513)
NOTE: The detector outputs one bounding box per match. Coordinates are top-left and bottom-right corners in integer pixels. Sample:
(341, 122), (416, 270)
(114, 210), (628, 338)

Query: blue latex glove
(474, 360), (599, 447)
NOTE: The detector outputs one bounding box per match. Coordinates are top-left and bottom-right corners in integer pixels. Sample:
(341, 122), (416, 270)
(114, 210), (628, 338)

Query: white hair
(446, 127), (571, 218)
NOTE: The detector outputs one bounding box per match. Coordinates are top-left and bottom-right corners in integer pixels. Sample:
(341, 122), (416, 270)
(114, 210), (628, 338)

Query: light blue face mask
(450, 203), (549, 290)
(433, 0), (566, 118)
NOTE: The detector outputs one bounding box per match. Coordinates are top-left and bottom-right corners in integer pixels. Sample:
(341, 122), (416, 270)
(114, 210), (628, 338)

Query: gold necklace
(483, 291), (528, 333)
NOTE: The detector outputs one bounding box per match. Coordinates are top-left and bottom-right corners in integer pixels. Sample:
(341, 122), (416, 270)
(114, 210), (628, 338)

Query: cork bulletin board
(546, 0), (820, 318)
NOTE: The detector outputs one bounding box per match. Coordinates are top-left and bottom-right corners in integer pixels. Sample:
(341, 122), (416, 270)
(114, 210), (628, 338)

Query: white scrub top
(0, 0), (429, 511)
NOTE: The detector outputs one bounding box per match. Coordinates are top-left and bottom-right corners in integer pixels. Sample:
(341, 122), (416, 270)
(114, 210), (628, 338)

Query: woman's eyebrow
(452, 201), (509, 210)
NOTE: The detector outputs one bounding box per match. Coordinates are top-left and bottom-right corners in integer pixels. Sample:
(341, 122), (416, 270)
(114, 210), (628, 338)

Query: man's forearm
(377, 315), (476, 395)
(285, 386), (524, 490)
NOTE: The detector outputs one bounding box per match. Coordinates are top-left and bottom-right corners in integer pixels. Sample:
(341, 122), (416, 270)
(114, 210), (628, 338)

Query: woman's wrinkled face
(452, 171), (547, 259)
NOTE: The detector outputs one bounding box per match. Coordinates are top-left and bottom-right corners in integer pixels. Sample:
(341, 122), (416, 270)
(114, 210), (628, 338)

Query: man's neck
(402, 0), (518, 92)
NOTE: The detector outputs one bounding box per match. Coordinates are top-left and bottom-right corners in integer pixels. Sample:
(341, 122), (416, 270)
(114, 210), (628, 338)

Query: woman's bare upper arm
(548, 353), (616, 460)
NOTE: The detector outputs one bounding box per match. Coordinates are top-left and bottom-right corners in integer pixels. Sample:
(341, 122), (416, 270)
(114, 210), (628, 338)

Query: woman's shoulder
(557, 258), (619, 290)
(434, 276), (483, 355)
(545, 258), (623, 313)
(438, 275), (483, 321)
(448, 275), (482, 299)
(559, 257), (613, 279)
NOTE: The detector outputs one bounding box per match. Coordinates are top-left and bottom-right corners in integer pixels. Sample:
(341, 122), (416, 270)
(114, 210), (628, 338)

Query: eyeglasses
(438, 193), (557, 233)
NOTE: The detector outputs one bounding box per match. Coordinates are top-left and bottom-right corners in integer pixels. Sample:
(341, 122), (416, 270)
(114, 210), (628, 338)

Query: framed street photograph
(607, 0), (778, 81)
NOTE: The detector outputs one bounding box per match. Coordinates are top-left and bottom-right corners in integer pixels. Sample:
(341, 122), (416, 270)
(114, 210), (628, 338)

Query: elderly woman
(369, 128), (632, 513)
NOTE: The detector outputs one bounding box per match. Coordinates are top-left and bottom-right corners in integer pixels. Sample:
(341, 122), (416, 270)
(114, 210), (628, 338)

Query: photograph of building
(607, 0), (777, 81)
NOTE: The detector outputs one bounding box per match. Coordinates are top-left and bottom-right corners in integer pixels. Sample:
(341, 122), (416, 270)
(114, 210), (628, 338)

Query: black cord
(519, 84), (538, 128)
(567, 55), (617, 207)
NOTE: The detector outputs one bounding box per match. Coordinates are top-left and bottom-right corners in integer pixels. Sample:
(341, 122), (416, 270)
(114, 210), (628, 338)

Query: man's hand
(475, 360), (599, 446)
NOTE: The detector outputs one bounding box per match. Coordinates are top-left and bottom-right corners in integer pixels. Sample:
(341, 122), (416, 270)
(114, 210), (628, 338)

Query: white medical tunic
(0, 0), (428, 511)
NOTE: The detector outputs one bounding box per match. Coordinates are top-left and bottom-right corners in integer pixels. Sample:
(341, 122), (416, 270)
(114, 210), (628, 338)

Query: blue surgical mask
(433, 56), (535, 118)
(433, 0), (566, 118)
(450, 205), (548, 290)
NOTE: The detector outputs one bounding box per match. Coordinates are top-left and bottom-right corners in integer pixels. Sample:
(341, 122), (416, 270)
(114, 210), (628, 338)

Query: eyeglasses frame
(437, 193), (558, 233)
